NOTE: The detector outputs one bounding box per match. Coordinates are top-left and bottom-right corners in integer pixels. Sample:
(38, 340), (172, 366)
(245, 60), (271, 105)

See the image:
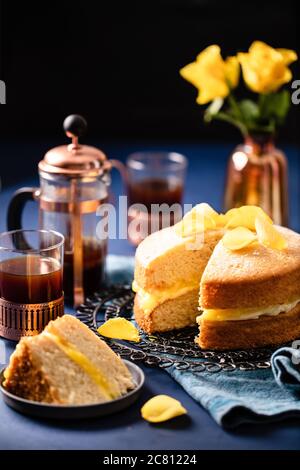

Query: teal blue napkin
(169, 365), (300, 428)
(272, 347), (300, 392)
(107, 255), (300, 428)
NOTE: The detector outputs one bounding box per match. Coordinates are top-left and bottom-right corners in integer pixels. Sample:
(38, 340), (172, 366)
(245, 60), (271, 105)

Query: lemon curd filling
(44, 332), (117, 400)
(198, 299), (300, 322)
(132, 280), (198, 315)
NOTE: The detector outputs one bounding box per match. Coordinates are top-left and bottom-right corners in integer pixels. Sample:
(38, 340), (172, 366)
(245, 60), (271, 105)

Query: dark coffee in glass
(0, 256), (62, 304)
(0, 229), (64, 340)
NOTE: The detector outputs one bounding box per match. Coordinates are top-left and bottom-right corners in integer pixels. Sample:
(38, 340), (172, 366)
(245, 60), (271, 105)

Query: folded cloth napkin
(107, 255), (300, 428)
(272, 347), (300, 392)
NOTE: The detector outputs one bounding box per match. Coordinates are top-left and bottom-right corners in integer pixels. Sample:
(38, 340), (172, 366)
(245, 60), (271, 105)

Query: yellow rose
(180, 45), (240, 104)
(238, 41), (298, 93)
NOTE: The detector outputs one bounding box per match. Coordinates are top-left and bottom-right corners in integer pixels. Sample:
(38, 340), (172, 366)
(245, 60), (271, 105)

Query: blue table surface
(0, 141), (300, 450)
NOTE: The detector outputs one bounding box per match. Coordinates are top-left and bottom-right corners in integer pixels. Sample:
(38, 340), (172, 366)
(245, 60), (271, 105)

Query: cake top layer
(135, 224), (224, 291)
(135, 225), (186, 267)
(200, 225), (300, 309)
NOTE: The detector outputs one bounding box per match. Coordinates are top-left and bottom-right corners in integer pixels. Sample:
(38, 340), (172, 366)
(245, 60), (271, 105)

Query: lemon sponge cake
(133, 204), (224, 333)
(4, 315), (134, 404)
(133, 203), (300, 350)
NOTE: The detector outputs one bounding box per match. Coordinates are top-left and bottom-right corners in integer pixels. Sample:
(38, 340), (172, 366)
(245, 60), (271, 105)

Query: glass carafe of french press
(7, 115), (111, 306)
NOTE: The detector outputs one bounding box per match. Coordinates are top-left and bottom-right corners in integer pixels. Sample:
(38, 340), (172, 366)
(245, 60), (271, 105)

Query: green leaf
(227, 94), (244, 120)
(247, 120), (276, 135)
(203, 89), (289, 137)
(226, 97), (262, 134)
(238, 100), (260, 123)
(273, 90), (291, 121)
(210, 111), (248, 136)
(258, 90), (291, 124)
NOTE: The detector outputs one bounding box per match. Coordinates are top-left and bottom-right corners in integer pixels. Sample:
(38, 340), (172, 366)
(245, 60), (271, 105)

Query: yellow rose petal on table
(97, 318), (140, 343)
(141, 395), (187, 423)
(222, 226), (257, 251)
(255, 216), (287, 251)
(225, 205), (273, 231)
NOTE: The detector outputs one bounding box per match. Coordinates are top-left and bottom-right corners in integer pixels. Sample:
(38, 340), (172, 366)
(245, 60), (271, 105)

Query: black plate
(0, 360), (144, 420)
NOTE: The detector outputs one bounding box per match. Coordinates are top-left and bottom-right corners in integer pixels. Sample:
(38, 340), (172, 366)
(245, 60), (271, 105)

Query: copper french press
(7, 115), (112, 306)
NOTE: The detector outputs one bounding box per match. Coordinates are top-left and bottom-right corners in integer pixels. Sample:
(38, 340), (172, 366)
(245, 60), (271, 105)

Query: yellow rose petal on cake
(222, 226), (257, 251)
(175, 203), (219, 237)
(141, 395), (187, 423)
(216, 213), (228, 227)
(97, 318), (140, 343)
(255, 216), (287, 250)
(175, 215), (215, 238)
(192, 203), (220, 221)
(225, 205), (273, 231)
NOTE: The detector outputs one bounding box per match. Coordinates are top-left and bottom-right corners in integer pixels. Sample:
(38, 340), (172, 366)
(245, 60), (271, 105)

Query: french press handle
(7, 187), (39, 231)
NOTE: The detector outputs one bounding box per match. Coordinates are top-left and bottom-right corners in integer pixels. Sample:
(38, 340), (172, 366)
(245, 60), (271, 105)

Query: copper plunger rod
(71, 179), (84, 307)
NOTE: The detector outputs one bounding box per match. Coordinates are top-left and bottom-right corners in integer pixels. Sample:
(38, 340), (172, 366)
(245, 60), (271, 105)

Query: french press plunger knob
(63, 114), (88, 140)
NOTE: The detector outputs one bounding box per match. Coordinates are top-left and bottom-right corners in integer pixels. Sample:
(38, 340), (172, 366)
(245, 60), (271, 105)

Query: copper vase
(223, 135), (289, 226)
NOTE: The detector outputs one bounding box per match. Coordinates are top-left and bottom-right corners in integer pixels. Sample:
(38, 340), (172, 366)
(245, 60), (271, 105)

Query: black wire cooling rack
(76, 285), (285, 373)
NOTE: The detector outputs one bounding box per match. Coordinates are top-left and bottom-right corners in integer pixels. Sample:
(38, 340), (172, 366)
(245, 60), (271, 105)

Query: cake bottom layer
(134, 288), (199, 334)
(197, 302), (300, 350)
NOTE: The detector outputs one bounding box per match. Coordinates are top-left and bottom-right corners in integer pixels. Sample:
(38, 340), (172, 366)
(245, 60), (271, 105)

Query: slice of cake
(198, 222), (300, 350)
(3, 315), (134, 404)
(133, 204), (224, 333)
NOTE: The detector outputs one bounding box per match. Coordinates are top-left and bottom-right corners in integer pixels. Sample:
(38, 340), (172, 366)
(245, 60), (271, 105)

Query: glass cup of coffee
(126, 151), (187, 245)
(0, 229), (64, 341)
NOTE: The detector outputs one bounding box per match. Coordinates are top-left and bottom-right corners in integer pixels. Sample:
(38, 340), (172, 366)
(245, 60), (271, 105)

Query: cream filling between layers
(198, 299), (300, 322)
(43, 331), (118, 400)
(132, 280), (198, 315)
